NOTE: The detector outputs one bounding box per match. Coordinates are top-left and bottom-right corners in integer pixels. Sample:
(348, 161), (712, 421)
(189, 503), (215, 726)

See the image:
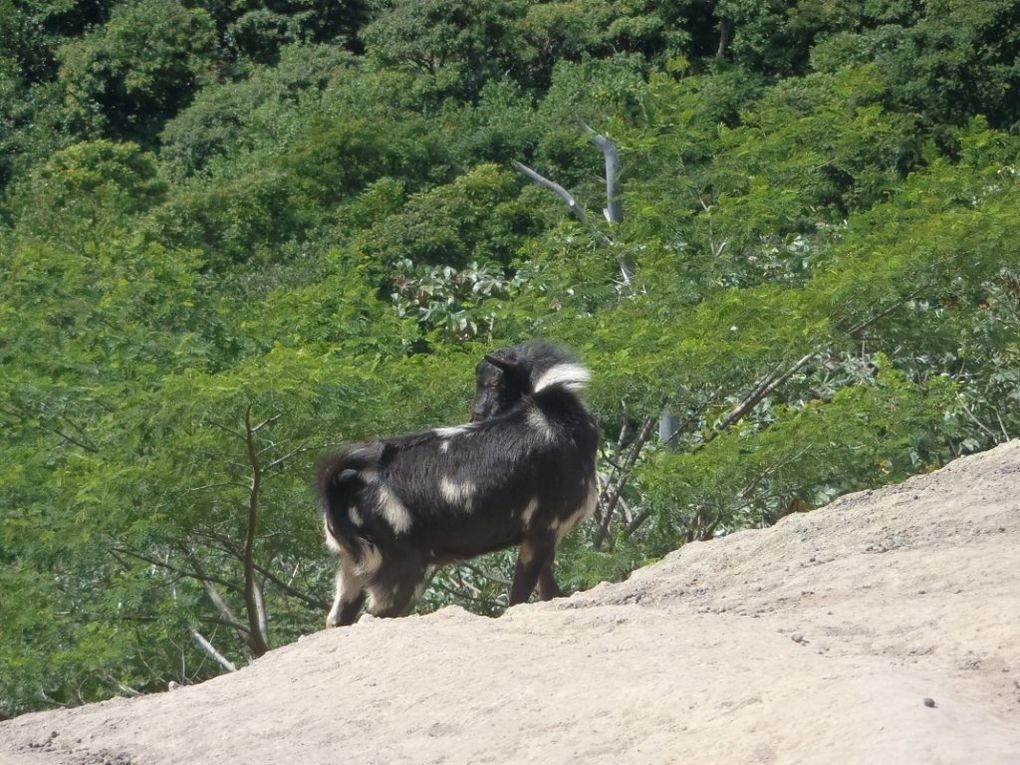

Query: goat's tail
(315, 444), (382, 560)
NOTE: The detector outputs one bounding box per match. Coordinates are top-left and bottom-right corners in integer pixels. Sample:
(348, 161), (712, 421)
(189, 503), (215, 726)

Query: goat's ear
(484, 353), (527, 379)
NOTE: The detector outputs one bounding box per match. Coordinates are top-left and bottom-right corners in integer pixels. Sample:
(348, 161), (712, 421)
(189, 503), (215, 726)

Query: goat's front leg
(509, 536), (557, 606)
(366, 553), (426, 619)
(327, 565), (366, 628)
(367, 578), (421, 619)
(327, 592), (366, 628)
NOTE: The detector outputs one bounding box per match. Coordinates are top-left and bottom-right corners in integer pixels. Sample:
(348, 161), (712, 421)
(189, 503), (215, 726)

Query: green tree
(9, 139), (166, 246)
(361, 0), (526, 96)
(160, 43), (353, 179)
(57, 0), (219, 142)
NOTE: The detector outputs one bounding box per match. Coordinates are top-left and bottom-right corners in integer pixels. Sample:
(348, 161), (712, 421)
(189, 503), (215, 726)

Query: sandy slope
(3, 441), (1019, 765)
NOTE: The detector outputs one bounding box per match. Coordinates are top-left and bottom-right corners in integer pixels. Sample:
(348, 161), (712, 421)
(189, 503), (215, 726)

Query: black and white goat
(317, 342), (599, 627)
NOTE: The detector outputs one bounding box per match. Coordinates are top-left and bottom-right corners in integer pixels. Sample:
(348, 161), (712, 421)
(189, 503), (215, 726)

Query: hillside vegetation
(2, 0), (1018, 716)
(2, 441), (1018, 763)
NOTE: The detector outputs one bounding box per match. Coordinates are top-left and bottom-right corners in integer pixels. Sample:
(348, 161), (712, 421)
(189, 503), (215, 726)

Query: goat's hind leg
(538, 561), (563, 601)
(509, 534), (558, 606)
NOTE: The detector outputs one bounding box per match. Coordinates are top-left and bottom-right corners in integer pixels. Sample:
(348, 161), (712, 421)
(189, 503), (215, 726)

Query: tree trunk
(242, 406), (271, 657)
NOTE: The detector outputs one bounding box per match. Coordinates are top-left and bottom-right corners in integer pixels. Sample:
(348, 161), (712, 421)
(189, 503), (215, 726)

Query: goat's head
(471, 352), (531, 422)
(470, 341), (587, 422)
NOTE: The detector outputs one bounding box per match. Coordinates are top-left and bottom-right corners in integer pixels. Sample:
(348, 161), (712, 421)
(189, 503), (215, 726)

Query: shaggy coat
(317, 342), (598, 627)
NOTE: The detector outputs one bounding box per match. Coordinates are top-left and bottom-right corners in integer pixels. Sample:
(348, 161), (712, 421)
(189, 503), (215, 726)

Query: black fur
(317, 341), (598, 627)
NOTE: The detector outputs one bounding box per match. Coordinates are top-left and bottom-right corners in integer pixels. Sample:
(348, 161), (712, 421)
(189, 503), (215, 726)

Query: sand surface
(3, 441), (1019, 764)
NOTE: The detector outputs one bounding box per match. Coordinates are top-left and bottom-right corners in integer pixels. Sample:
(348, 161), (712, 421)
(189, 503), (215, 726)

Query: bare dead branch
(251, 413), (282, 433)
(185, 481), (249, 494)
(251, 561), (330, 611)
(710, 353), (815, 439)
(580, 121), (623, 224)
(511, 160), (588, 223)
(960, 404), (1001, 443)
(594, 415), (656, 550)
(717, 18), (732, 58)
(205, 418), (246, 441)
(110, 547), (239, 593)
(0, 404), (103, 453)
(461, 562), (512, 586)
(738, 446), (813, 500)
(615, 400), (718, 542)
(50, 425), (100, 452)
(511, 159), (615, 248)
(615, 495), (635, 524)
(184, 527), (329, 612)
(616, 418), (631, 451)
(253, 579), (268, 645)
(189, 628), (237, 673)
(36, 690), (72, 709)
(658, 409), (680, 443)
(198, 578), (248, 635)
(659, 391), (723, 448)
(101, 673), (144, 698)
(994, 408), (1011, 441)
(621, 508), (652, 541)
(846, 289), (926, 336)
(263, 440), (316, 471)
(55, 415), (101, 452)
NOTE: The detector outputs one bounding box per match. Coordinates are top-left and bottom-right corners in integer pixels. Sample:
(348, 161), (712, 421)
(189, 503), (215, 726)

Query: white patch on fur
(554, 506), (587, 542)
(521, 497), (540, 527)
(440, 440), (451, 453)
(554, 480), (598, 541)
(413, 578), (429, 603)
(582, 478), (599, 519)
(323, 519), (343, 555)
(327, 569), (346, 626)
(324, 516), (382, 574)
(353, 542), (383, 576)
(439, 477), (475, 510)
(349, 506), (363, 526)
(519, 542), (535, 565)
(377, 484), (413, 534)
(434, 425), (474, 438)
(327, 560), (372, 627)
(527, 407), (555, 441)
(366, 585), (391, 615)
(533, 362), (590, 393)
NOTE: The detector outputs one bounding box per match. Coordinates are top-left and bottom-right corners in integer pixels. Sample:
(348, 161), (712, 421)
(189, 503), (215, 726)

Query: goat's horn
(484, 354), (525, 376)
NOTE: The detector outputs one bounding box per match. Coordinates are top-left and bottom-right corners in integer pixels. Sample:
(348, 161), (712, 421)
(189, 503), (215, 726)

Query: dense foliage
(2, 0), (1018, 716)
